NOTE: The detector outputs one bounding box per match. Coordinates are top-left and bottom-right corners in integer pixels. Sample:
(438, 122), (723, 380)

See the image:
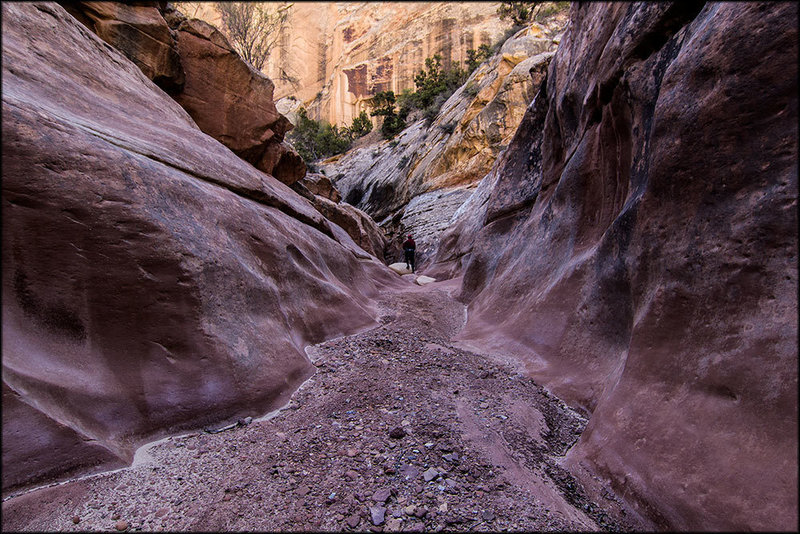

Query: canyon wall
(433, 2), (798, 530)
(2, 1), (401, 494)
(178, 1), (508, 126)
(320, 18), (565, 263)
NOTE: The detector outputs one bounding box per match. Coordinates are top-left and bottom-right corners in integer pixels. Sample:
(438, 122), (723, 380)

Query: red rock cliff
(1, 2), (400, 494)
(436, 2), (798, 530)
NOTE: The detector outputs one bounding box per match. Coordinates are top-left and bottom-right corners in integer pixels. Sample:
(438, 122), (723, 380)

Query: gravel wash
(2, 281), (637, 532)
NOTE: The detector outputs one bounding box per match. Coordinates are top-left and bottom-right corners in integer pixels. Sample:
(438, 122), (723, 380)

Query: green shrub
(287, 107), (373, 163)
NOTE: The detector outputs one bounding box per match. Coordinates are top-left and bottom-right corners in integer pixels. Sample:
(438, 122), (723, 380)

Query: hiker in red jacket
(403, 234), (416, 273)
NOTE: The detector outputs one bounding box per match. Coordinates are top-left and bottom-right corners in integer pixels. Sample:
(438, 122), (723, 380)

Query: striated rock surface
(166, 13), (306, 184)
(2, 1), (400, 494)
(435, 2), (798, 531)
(269, 1), (508, 126)
(291, 174), (387, 261)
(65, 2), (306, 184)
(320, 21), (563, 266)
(59, 1), (185, 95)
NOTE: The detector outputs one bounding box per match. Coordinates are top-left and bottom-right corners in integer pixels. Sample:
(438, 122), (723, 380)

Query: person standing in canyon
(403, 234), (416, 273)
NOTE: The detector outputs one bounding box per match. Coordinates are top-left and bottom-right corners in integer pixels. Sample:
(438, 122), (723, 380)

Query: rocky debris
(345, 514), (361, 528)
(2, 1), (402, 494)
(1, 287), (633, 532)
(434, 2), (798, 531)
(372, 488), (392, 503)
(388, 427), (407, 439)
(423, 468), (440, 482)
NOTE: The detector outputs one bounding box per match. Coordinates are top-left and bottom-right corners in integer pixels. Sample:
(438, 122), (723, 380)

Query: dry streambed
(2, 283), (635, 532)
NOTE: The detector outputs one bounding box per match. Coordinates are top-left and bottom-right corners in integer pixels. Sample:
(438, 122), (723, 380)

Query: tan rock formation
(319, 19), (564, 264)
(2, 1), (400, 493)
(166, 14), (306, 184)
(64, 2), (306, 184)
(433, 2), (798, 530)
(178, 2), (508, 126)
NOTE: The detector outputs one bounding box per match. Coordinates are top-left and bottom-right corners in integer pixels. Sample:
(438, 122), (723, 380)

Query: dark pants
(404, 249), (415, 272)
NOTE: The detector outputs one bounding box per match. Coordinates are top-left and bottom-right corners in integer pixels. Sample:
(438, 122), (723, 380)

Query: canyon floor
(2, 278), (640, 532)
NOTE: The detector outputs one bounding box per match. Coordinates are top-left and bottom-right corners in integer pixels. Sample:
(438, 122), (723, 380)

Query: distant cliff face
(182, 2), (507, 126)
(434, 2), (798, 531)
(319, 18), (565, 264)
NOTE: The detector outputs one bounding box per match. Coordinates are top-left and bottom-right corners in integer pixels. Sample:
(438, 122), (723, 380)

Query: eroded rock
(1, 1), (399, 493)
(435, 2), (798, 531)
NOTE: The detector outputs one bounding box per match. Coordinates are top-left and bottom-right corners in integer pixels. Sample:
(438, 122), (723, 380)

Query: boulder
(388, 263), (413, 276)
(300, 173), (342, 203)
(166, 13), (305, 183)
(309, 196), (388, 262)
(437, 2), (798, 531)
(60, 1), (184, 94)
(1, 2), (400, 494)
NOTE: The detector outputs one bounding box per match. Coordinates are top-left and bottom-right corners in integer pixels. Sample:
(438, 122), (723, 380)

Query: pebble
(370, 505), (387, 526)
(346, 448), (359, 457)
(388, 427), (406, 439)
(297, 485), (310, 496)
(423, 467), (440, 482)
(346, 514), (361, 528)
(373, 488), (392, 503)
(111, 513), (120, 520)
(71, 516), (80, 524)
(481, 510), (495, 521)
(442, 453), (459, 462)
(403, 505), (417, 516)
(385, 518), (402, 531)
(345, 470), (360, 480)
(115, 520), (129, 531)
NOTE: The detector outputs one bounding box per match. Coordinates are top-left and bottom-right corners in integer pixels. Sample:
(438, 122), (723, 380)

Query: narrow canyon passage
(2, 280), (638, 532)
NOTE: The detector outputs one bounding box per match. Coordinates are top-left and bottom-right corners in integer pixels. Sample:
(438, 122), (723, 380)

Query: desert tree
(215, 2), (292, 71)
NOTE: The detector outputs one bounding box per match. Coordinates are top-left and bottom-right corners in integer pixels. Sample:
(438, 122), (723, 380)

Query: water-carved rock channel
(1, 280), (641, 531)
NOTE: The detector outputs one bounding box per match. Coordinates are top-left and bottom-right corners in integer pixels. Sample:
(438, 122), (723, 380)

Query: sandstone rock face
(167, 14), (306, 184)
(60, 1), (185, 94)
(290, 173), (387, 261)
(435, 2), (798, 531)
(63, 2), (307, 184)
(2, 2), (400, 494)
(319, 21), (562, 266)
(269, 2), (508, 126)
(179, 2), (518, 126)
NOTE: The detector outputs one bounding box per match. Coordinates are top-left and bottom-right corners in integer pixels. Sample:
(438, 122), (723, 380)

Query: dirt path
(2, 280), (636, 532)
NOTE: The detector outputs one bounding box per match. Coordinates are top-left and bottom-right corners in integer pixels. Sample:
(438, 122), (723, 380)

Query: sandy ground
(2, 278), (639, 532)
